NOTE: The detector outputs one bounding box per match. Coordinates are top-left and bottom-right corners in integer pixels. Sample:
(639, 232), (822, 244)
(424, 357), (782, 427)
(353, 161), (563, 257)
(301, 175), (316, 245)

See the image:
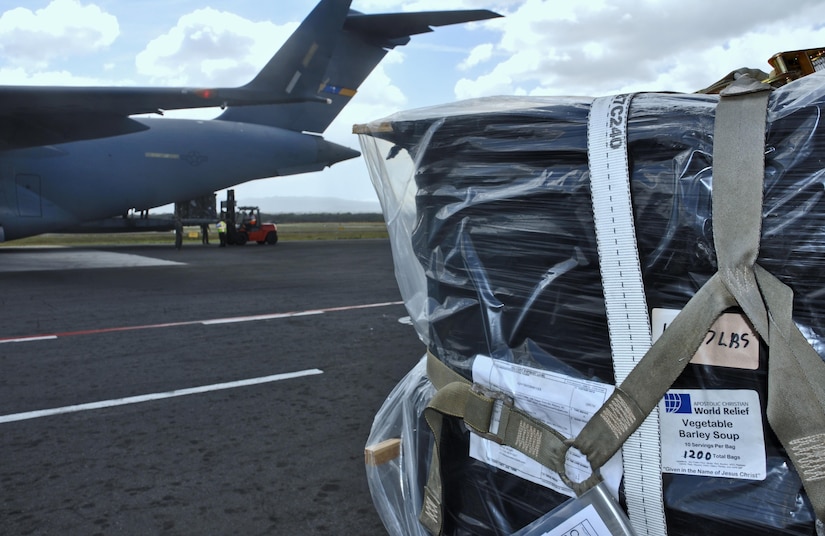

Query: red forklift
(221, 190), (278, 245)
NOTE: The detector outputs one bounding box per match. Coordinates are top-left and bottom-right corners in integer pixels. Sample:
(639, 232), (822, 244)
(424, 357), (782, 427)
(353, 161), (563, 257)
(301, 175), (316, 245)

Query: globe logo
(664, 393), (692, 414)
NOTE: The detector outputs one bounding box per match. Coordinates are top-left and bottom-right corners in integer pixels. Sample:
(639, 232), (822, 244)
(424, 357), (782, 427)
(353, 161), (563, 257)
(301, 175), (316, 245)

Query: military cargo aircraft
(0, 0), (500, 242)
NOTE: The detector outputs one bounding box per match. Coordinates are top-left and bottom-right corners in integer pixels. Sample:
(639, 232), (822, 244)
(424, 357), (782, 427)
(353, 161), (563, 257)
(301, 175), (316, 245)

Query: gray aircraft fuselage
(0, 118), (357, 240)
(0, 0), (501, 242)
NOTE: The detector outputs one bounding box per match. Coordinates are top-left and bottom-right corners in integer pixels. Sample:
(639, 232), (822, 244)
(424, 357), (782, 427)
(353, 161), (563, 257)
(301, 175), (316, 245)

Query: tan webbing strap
(425, 350), (468, 391)
(754, 263), (825, 522)
(419, 354), (468, 535)
(420, 353), (579, 535)
(715, 76), (825, 519)
(756, 265), (825, 520)
(424, 354), (576, 477)
(712, 76), (770, 337)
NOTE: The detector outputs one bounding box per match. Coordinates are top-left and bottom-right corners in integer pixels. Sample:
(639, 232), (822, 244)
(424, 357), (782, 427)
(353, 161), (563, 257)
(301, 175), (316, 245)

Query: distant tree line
(154, 211), (385, 223)
(263, 212), (385, 223)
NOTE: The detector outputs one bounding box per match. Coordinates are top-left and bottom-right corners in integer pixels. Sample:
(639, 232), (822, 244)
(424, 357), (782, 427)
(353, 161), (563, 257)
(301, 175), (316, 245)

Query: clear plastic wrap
(365, 357), (433, 536)
(361, 75), (825, 536)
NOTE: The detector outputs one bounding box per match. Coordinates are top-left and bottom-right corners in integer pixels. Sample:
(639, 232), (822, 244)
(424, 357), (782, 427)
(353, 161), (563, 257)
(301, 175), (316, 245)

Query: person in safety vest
(174, 218), (183, 250)
(216, 217), (227, 247)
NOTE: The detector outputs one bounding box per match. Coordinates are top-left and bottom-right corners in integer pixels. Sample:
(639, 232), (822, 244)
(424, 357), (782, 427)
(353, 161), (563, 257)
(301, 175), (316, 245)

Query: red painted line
(0, 300), (404, 344)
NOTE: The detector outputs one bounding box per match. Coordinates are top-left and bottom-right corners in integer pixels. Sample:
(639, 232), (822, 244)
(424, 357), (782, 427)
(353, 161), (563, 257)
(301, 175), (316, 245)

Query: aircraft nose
(316, 138), (361, 167)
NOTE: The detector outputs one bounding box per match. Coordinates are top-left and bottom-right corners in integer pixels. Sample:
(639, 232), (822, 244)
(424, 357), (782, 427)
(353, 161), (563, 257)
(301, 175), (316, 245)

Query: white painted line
(201, 310), (323, 325)
(0, 368), (323, 424)
(200, 301), (402, 326)
(0, 300), (404, 344)
(0, 335), (58, 344)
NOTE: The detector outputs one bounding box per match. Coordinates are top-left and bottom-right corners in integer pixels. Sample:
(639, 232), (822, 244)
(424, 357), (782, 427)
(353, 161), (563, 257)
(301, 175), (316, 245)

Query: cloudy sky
(1, 0), (824, 207)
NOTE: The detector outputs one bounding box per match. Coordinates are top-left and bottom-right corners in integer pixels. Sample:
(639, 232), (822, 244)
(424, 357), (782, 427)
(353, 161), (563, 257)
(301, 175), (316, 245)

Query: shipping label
(659, 389), (766, 480)
(652, 308), (759, 370)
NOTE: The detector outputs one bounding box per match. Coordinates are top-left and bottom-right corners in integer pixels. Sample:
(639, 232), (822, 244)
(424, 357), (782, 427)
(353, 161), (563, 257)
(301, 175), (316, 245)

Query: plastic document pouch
(512, 481), (637, 536)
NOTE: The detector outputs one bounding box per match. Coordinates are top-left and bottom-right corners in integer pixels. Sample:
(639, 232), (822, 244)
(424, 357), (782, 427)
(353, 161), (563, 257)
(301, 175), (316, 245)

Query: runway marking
(0, 369), (323, 424)
(0, 335), (58, 343)
(0, 249), (183, 272)
(0, 300), (404, 344)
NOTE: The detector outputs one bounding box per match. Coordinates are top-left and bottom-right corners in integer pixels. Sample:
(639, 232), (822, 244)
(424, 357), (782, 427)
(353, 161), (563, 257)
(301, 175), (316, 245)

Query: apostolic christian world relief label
(658, 389), (766, 480)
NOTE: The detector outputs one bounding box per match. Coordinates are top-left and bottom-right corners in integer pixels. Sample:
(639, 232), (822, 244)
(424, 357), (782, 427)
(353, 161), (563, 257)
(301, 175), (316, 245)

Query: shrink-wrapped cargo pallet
(358, 71), (825, 536)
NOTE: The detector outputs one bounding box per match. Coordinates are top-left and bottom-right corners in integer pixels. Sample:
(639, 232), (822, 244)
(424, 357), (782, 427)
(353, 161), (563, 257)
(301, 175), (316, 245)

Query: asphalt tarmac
(0, 239), (424, 535)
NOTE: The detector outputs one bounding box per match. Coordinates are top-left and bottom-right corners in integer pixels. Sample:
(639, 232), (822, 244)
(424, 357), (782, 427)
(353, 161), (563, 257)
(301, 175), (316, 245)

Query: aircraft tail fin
(217, 1), (501, 134)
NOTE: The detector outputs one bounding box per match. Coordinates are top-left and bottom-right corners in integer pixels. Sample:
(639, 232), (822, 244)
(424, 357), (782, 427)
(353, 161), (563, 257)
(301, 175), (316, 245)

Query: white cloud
(459, 43), (494, 70)
(452, 0), (825, 98)
(0, 66), (110, 86)
(0, 0), (118, 69)
(354, 0), (521, 11)
(135, 8), (292, 86)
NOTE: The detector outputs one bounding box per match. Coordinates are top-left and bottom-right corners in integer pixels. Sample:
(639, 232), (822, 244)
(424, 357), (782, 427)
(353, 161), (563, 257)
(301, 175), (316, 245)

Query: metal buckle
(470, 383), (514, 444)
(559, 439), (603, 494)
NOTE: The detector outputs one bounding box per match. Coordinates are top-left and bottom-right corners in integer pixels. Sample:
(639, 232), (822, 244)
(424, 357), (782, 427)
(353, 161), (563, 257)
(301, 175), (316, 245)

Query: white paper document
(470, 355), (623, 498)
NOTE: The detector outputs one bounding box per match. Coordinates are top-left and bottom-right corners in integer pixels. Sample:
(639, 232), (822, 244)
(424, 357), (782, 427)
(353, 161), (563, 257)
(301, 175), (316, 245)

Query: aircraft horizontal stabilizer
(344, 10), (502, 47)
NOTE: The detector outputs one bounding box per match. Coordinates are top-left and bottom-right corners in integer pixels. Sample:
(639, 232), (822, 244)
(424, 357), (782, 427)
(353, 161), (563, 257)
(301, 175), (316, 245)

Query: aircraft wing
(0, 85), (328, 149)
(0, 85), (328, 118)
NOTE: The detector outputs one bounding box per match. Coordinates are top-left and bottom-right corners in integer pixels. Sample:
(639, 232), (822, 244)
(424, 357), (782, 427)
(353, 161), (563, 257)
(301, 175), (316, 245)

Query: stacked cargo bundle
(359, 75), (825, 536)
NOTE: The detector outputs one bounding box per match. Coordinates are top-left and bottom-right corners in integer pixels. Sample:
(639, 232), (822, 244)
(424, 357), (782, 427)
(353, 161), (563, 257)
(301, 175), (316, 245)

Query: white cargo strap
(587, 94), (667, 536)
